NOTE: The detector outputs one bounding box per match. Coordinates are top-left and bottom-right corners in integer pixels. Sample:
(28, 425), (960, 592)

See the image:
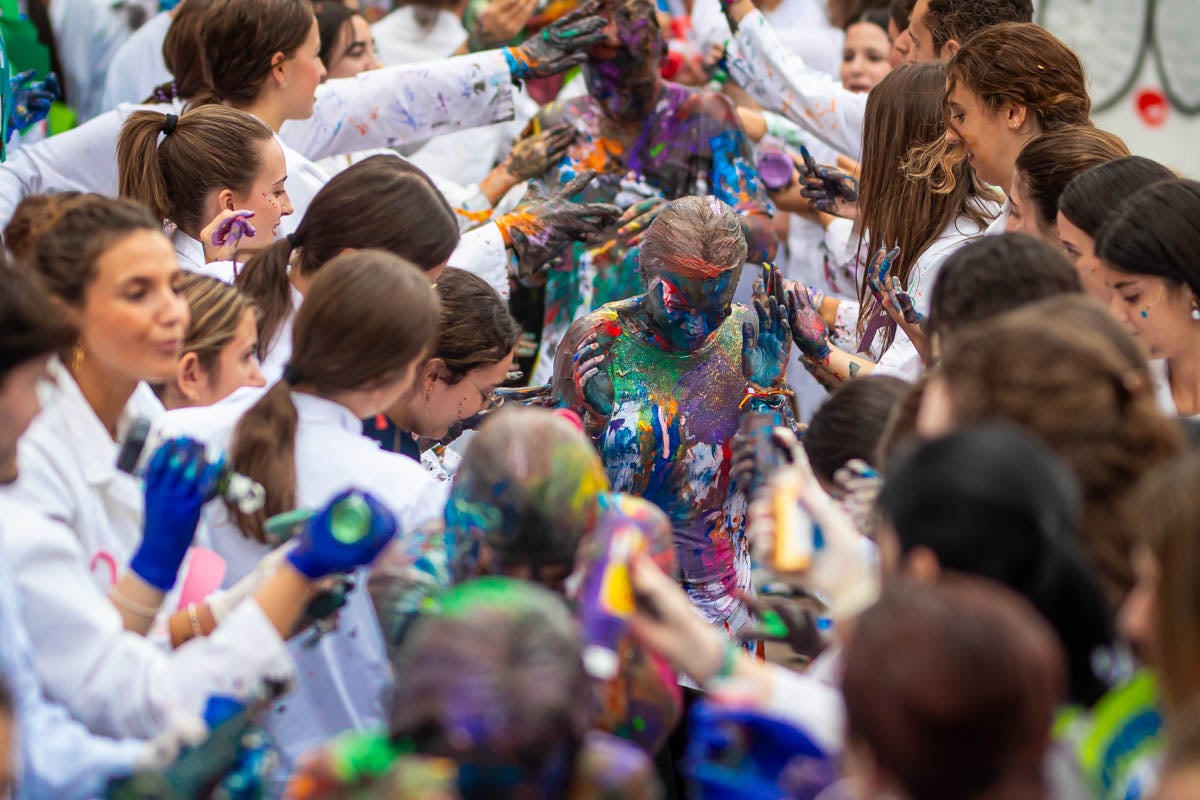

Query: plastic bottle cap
(582, 645), (620, 680)
(330, 495), (372, 544)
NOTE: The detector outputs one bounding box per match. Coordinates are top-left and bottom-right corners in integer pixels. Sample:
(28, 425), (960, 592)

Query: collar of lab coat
(47, 358), (165, 488)
(171, 227), (206, 274)
(289, 391), (363, 436)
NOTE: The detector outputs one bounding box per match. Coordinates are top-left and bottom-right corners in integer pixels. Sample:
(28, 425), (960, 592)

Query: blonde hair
(179, 273), (260, 374)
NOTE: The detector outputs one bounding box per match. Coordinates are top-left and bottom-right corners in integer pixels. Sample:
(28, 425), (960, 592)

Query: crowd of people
(0, 0), (1198, 797)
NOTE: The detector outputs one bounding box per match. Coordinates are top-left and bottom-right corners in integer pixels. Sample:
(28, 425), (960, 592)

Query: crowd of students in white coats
(0, 0), (1199, 797)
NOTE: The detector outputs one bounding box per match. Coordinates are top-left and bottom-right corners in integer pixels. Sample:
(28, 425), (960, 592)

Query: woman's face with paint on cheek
(645, 263), (738, 351)
(1104, 270), (1196, 360)
(229, 138), (294, 247)
(583, 0), (663, 121)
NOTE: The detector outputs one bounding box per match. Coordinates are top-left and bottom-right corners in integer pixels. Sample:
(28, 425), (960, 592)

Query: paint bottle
(579, 513), (646, 680)
(771, 471), (814, 573)
(757, 145), (795, 192)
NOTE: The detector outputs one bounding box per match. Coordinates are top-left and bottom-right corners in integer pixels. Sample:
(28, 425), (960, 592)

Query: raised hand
(831, 459), (882, 536)
(885, 275), (922, 325)
(502, 123), (576, 181)
(864, 246), (901, 304)
(201, 209), (258, 263)
(504, 2), (607, 80)
(468, 0), (538, 51)
(286, 490), (398, 579)
(572, 331), (614, 419)
(8, 70), (59, 134)
(736, 591), (828, 661)
(741, 266), (792, 388)
(132, 437), (225, 592)
(798, 145), (859, 219)
(785, 284), (831, 364)
(496, 170), (622, 284)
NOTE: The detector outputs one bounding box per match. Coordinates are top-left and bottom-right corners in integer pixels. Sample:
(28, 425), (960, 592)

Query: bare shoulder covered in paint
(552, 299), (640, 409)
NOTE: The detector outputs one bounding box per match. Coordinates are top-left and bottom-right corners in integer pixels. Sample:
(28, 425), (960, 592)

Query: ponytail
(117, 106), (274, 236)
(229, 381), (299, 541)
(236, 237), (297, 361)
(228, 250), (441, 541)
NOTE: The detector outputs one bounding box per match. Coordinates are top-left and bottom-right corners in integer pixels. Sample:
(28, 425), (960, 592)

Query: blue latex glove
(286, 489), (397, 579)
(131, 437), (224, 592)
(8, 71), (58, 134)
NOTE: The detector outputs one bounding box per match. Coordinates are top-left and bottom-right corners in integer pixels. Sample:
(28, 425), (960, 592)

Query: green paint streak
(759, 609), (789, 638)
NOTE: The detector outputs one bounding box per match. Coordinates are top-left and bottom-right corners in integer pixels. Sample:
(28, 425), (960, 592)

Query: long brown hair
(906, 23), (1091, 196)
(937, 295), (1184, 608)
(117, 106), (276, 236)
(1126, 453), (1200, 715)
(236, 155), (458, 359)
(857, 63), (995, 335)
(194, 0), (315, 107)
(228, 250), (440, 541)
(3, 191), (86, 265)
(146, 0), (220, 102)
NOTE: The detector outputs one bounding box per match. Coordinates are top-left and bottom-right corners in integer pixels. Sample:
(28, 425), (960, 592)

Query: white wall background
(1036, 0), (1200, 177)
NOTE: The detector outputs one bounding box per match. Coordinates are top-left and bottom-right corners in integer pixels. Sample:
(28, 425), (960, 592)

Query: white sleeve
(872, 329), (924, 380)
(725, 10), (866, 159)
(1, 510), (295, 740)
(278, 50), (517, 161)
(447, 223), (510, 300)
(0, 109), (125, 232)
(763, 663), (846, 755)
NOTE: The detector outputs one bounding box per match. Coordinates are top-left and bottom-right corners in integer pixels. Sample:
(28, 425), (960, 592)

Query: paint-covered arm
(699, 94), (778, 263)
(278, 50), (517, 162)
(723, 10), (866, 160)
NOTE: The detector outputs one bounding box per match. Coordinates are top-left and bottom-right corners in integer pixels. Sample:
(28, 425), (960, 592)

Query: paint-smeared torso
(586, 300), (752, 628)
(529, 83), (769, 382)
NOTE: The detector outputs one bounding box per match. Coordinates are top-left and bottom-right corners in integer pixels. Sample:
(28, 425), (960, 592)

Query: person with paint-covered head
(520, 0), (778, 383)
(117, 104), (294, 271)
(554, 196), (793, 656)
(287, 578), (663, 800)
(370, 406), (684, 755)
(1096, 179), (1200, 419)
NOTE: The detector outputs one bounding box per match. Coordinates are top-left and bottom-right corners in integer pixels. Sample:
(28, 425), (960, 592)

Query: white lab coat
(2, 358), (166, 586)
(0, 54), (515, 297)
(691, 0), (843, 80)
(165, 388), (449, 787)
(830, 201), (997, 380)
(100, 10), (173, 111)
(0, 494), (296, 740)
(172, 227), (206, 273)
(724, 9), (867, 160)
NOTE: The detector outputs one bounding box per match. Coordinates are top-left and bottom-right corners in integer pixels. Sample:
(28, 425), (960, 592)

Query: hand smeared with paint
(573, 330), (614, 420)
(748, 428), (880, 621)
(503, 123), (576, 181)
(798, 145), (858, 218)
(201, 209), (257, 263)
(741, 263), (792, 388)
(496, 169), (621, 284)
(864, 246), (900, 306)
(468, 0), (538, 51)
(785, 283), (831, 364)
(8, 71), (59, 135)
(503, 2), (607, 80)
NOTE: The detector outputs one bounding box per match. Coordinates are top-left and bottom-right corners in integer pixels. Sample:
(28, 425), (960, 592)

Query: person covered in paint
(521, 0), (778, 382)
(288, 578), (662, 800)
(369, 406), (684, 755)
(554, 195), (794, 650)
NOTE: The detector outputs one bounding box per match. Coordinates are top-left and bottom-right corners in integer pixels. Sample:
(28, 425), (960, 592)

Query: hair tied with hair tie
(286, 233), (298, 248)
(283, 363), (304, 386)
(161, 114), (179, 136)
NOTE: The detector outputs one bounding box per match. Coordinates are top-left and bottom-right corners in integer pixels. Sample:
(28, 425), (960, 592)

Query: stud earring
(1191, 305), (1200, 321)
